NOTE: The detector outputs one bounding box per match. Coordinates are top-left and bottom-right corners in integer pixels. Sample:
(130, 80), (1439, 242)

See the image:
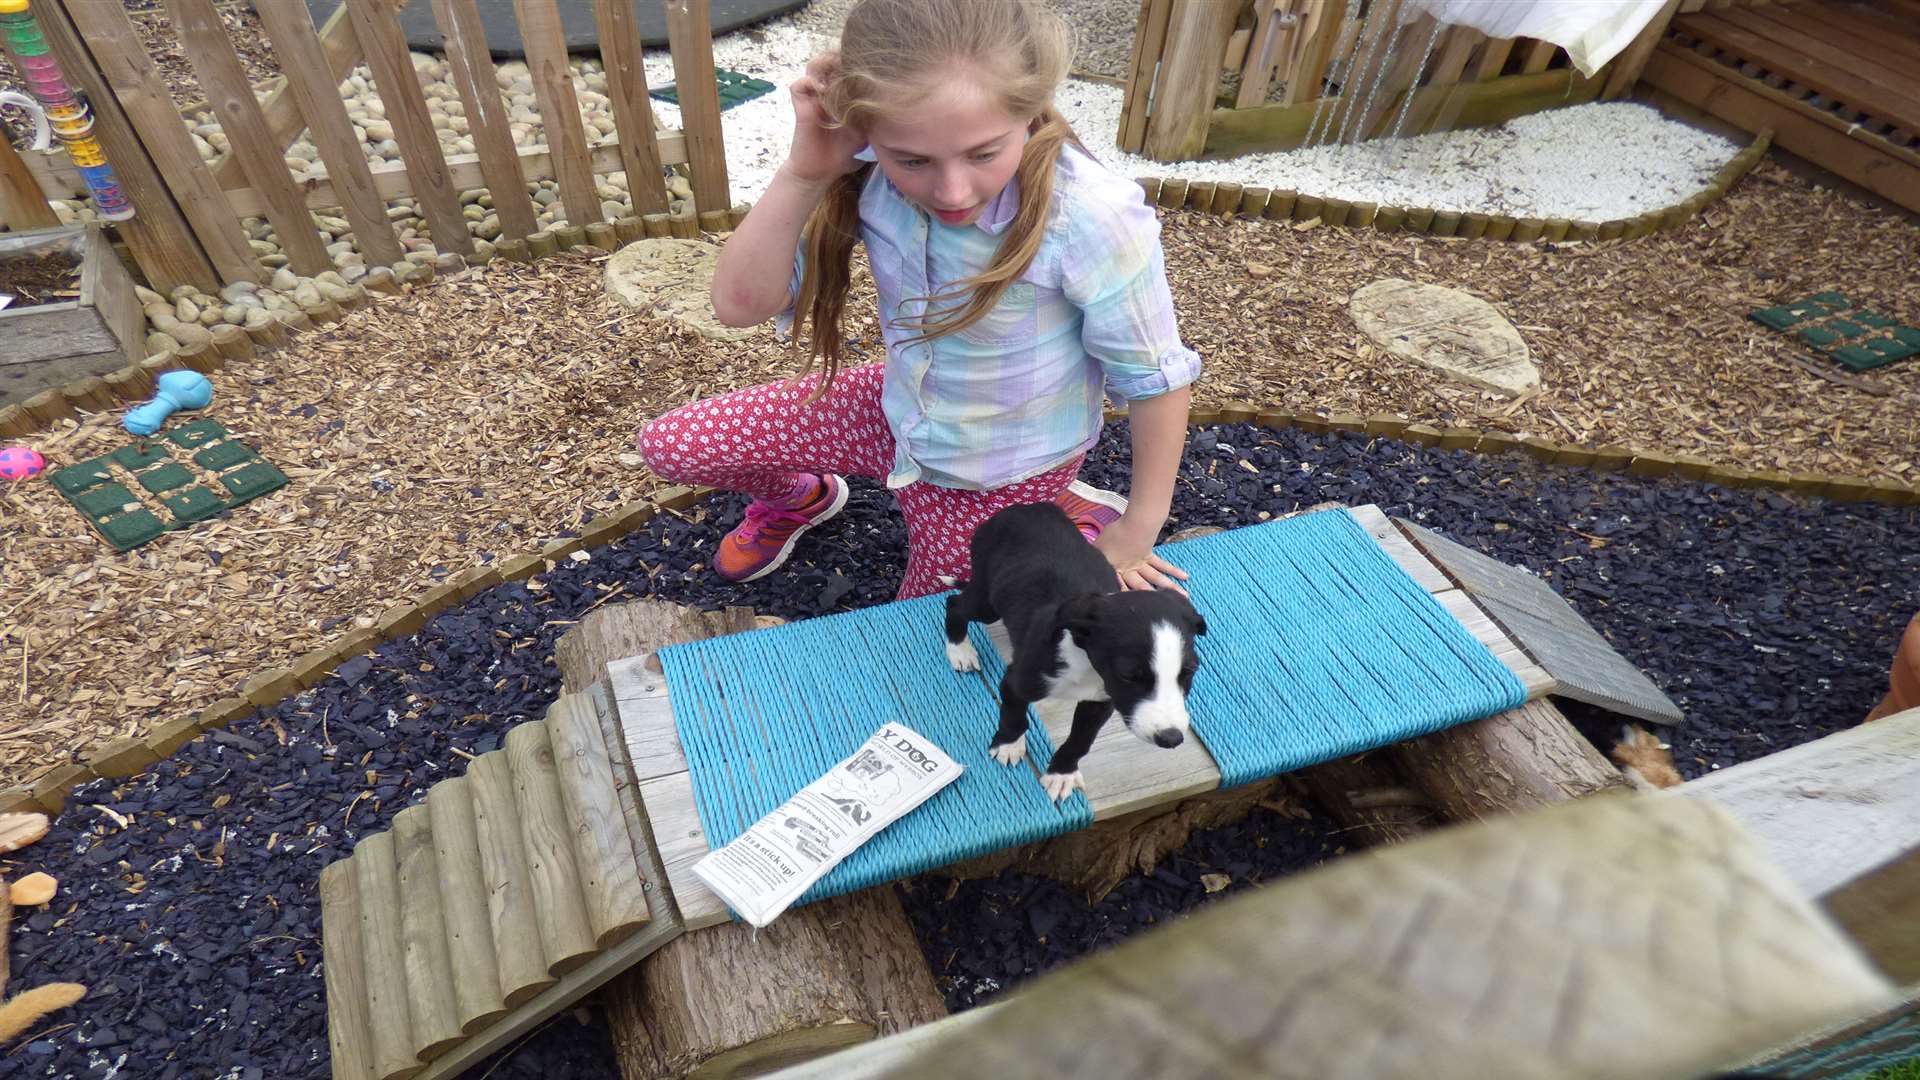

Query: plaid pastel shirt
(781, 143), (1202, 491)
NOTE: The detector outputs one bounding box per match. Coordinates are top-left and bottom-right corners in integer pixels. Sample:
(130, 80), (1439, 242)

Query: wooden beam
(1118, 0), (1175, 152)
(1361, 11), (1441, 139)
(663, 0), (730, 214)
(165, 0), (334, 275)
(1283, 0), (1347, 105)
(1603, 0), (1683, 100)
(591, 0), (672, 214)
(209, 2), (361, 193)
(1207, 67), (1606, 159)
(1520, 38), (1559, 74)
(761, 795), (1897, 1080)
(1233, 0), (1284, 110)
(1641, 44), (1920, 213)
(254, 0), (408, 267)
(33, 0), (220, 291)
(1680, 707), (1920, 983)
(0, 126), (61, 232)
(1679, 11), (1920, 132)
(1470, 36), (1517, 82)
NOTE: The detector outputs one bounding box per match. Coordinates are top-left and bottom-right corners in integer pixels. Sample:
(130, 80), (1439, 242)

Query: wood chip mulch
(3, 157), (1916, 790)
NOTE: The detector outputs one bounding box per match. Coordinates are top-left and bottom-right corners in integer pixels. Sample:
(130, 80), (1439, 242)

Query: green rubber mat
(650, 68), (776, 111)
(48, 419), (289, 552)
(1749, 292), (1919, 373)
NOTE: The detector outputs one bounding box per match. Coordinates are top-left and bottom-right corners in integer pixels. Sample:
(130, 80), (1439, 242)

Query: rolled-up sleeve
(1060, 192), (1202, 403)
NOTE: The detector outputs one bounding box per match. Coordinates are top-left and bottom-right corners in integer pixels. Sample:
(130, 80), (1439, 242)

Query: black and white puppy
(944, 502), (1206, 801)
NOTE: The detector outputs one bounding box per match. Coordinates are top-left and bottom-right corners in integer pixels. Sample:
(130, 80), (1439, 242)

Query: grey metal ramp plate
(1399, 520), (1685, 727)
(305, 0), (807, 57)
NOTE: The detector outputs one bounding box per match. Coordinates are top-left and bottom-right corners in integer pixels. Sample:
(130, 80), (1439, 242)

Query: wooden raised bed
(0, 223), (142, 406)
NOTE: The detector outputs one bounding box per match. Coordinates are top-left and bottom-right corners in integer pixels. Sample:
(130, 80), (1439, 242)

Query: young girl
(637, 0), (1201, 600)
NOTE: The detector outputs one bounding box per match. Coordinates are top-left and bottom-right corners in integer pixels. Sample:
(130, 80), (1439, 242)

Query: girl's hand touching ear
(784, 52), (869, 187)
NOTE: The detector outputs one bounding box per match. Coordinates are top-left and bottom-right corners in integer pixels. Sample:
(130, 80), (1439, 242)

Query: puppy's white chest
(1040, 633), (1108, 704)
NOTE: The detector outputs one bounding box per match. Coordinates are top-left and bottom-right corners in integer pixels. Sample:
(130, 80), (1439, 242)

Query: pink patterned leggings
(636, 363), (1082, 599)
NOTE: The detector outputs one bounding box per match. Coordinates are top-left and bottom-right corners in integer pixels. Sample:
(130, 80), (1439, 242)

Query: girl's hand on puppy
(783, 52), (869, 186)
(1094, 514), (1190, 596)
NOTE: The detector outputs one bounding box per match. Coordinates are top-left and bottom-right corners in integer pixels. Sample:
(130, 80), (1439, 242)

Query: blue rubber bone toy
(124, 370), (214, 436)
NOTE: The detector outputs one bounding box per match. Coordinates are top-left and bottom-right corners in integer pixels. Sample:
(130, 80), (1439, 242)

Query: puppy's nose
(1152, 729), (1184, 749)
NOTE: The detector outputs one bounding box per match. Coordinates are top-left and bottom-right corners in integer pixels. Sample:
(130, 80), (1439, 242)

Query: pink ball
(0, 446), (46, 481)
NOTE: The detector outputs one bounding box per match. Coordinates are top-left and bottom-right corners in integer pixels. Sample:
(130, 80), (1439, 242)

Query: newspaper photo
(693, 723), (963, 927)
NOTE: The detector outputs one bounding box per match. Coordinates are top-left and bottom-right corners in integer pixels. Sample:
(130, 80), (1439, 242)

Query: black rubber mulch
(5, 422), (1913, 1078)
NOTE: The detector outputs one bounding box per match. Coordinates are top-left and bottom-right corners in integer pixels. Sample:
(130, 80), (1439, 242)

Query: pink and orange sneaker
(1054, 480), (1128, 542)
(713, 474), (849, 583)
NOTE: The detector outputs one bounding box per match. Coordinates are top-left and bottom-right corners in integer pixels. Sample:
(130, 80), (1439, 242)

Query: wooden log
(527, 230), (560, 259)
(21, 388), (74, 427)
(166, 0), (334, 276)
(320, 860), (379, 1080)
(553, 601), (947, 1079)
(504, 722), (599, 975)
(1388, 698), (1627, 822)
(345, 0), (474, 256)
(209, 324), (252, 363)
(513, 0), (602, 225)
(392, 804), (463, 1061)
(585, 221), (619, 250)
(546, 694), (653, 946)
(353, 831), (422, 1080)
(664, 0), (731, 214)
(591, 0), (671, 214)
(428, 0), (539, 241)
(465, 752), (556, 1007)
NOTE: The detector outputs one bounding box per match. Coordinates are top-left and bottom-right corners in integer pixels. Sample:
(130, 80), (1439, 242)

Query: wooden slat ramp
(322, 684), (682, 1080)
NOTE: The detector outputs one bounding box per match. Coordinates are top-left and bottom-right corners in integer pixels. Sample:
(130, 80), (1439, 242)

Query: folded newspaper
(693, 723), (963, 927)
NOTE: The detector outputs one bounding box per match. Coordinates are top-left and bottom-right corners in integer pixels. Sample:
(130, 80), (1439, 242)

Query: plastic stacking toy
(0, 0), (136, 220)
(124, 370), (214, 436)
(0, 446), (45, 480)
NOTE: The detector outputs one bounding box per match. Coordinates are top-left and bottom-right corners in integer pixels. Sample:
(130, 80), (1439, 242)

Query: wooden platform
(1642, 0), (1920, 213)
(615, 505), (1554, 931)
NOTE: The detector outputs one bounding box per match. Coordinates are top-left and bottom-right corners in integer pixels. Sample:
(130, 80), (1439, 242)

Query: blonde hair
(791, 0), (1080, 396)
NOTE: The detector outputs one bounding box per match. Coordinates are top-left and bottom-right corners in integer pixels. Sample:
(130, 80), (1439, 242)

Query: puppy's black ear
(1192, 615), (1208, 637)
(1057, 597), (1102, 647)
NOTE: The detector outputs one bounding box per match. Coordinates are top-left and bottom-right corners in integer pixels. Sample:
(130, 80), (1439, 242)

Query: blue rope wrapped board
(660, 508), (1527, 917)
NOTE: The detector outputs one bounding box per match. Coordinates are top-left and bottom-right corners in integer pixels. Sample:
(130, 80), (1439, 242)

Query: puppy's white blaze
(946, 638), (981, 672)
(1124, 621), (1192, 746)
(1041, 770), (1084, 802)
(990, 739), (1027, 766)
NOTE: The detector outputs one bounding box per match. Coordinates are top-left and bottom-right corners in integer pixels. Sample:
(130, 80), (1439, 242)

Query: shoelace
(736, 499), (814, 543)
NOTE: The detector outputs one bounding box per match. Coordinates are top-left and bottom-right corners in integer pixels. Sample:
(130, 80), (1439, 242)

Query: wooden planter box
(1, 223), (142, 406)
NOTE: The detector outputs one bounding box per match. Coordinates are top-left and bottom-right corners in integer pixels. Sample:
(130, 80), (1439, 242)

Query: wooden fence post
(664, 0), (731, 215)
(591, 0), (672, 215)
(514, 0), (603, 226)
(165, 0), (335, 276)
(1142, 0), (1241, 161)
(345, 0), (475, 257)
(210, 3), (363, 192)
(31, 0), (221, 292)
(254, 1), (410, 267)
(60, 0), (262, 284)
(1602, 0), (1684, 99)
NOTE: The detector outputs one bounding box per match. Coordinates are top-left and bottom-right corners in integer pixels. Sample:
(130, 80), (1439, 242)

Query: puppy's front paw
(1040, 770), (1084, 803)
(989, 739), (1026, 766)
(946, 638), (981, 673)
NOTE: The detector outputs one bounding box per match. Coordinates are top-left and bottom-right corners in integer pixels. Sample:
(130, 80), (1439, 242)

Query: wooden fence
(1120, 0), (1783, 162)
(1, 0), (731, 294)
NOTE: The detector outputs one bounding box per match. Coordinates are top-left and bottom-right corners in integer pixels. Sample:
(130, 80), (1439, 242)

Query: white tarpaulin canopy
(1399, 0), (1671, 76)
